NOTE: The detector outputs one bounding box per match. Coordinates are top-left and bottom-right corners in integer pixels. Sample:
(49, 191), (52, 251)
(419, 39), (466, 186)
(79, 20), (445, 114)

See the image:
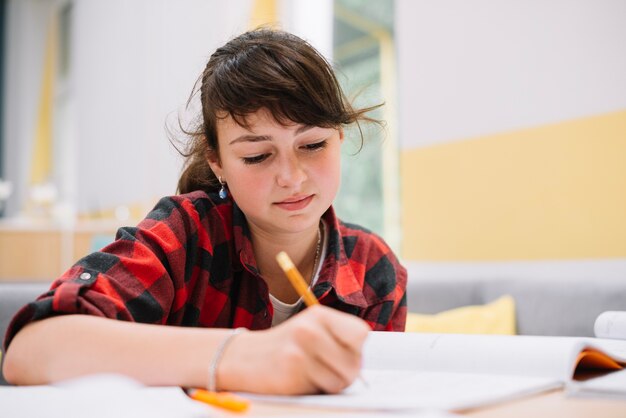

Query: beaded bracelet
(207, 327), (245, 392)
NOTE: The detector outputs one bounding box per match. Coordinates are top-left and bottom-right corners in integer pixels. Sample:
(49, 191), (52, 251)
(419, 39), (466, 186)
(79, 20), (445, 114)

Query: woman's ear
(206, 150), (222, 179)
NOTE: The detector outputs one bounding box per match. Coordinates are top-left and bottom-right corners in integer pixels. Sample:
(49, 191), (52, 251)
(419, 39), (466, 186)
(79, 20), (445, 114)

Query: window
(333, 0), (399, 249)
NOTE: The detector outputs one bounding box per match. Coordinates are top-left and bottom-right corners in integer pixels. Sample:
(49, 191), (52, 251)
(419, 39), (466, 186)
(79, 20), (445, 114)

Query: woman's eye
(242, 154), (270, 165)
(303, 140), (328, 151)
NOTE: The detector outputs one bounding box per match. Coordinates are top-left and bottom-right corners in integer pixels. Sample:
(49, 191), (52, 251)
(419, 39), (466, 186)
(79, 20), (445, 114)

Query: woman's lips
(274, 195), (314, 211)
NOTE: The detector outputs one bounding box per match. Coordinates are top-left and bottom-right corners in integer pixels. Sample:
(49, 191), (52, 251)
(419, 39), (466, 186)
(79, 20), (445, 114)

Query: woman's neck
(249, 221), (321, 303)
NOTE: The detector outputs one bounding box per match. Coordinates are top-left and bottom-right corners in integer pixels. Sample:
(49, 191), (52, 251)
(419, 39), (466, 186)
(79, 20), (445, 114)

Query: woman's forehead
(216, 108), (304, 133)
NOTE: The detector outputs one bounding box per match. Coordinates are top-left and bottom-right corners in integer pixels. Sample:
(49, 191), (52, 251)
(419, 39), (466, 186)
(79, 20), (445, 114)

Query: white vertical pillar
(280, 0), (334, 61)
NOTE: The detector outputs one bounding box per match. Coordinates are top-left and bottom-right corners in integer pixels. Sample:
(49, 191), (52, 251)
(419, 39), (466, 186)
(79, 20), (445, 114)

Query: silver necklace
(311, 221), (323, 282)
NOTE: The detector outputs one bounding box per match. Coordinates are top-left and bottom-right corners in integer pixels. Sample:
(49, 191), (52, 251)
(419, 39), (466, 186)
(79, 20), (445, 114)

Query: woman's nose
(276, 154), (307, 188)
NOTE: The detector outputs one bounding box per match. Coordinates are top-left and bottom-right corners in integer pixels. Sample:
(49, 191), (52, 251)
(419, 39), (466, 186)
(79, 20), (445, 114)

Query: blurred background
(0, 0), (624, 282)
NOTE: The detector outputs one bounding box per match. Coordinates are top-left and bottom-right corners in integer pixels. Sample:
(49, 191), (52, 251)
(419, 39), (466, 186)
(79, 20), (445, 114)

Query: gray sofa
(2, 276), (625, 385)
(405, 276), (626, 337)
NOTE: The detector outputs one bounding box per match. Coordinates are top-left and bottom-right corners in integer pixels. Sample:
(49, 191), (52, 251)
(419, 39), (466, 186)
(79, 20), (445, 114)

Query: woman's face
(208, 108), (343, 236)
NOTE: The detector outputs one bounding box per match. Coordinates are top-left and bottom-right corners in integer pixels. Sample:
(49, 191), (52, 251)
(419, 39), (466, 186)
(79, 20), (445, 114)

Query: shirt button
(79, 272), (92, 280)
(263, 310), (268, 318)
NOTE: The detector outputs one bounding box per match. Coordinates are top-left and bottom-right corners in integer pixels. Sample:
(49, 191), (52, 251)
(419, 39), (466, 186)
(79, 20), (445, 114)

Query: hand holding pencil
(190, 251), (370, 399)
(276, 251), (369, 389)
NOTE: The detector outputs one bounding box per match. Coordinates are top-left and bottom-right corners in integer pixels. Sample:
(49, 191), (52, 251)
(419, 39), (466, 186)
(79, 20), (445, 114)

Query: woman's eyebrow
(229, 125), (316, 145)
(229, 134), (272, 145)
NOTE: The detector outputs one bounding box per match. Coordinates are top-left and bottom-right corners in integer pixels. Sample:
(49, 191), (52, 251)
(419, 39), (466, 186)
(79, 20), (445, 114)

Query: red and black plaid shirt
(5, 191), (406, 349)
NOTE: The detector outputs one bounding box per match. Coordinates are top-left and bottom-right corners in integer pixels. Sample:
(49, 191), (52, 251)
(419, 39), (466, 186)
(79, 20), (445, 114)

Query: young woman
(3, 29), (406, 395)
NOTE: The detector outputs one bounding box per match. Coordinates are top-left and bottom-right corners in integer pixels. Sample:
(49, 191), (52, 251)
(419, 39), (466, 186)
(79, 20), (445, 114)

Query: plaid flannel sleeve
(362, 252), (407, 332)
(339, 223), (407, 332)
(4, 194), (212, 349)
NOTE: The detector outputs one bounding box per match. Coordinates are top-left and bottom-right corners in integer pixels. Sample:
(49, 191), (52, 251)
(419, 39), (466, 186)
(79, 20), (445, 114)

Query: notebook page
(243, 369), (560, 411)
(363, 332), (591, 380)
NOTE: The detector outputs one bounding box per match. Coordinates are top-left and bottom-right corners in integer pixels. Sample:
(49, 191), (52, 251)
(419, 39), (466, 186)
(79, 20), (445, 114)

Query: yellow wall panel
(401, 110), (626, 261)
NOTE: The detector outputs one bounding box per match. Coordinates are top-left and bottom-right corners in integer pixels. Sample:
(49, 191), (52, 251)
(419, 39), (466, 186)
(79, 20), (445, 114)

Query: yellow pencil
(275, 250), (369, 388)
(188, 388), (250, 413)
(275, 251), (319, 307)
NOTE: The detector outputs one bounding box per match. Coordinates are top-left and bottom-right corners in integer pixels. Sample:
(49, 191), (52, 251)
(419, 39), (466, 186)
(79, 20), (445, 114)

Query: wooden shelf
(0, 219), (123, 281)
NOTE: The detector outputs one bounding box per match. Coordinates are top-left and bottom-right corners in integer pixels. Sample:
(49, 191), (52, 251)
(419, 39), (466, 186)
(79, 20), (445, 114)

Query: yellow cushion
(405, 295), (516, 335)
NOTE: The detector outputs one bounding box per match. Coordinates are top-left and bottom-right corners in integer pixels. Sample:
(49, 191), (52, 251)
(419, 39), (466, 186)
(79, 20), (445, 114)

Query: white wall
(281, 0), (334, 61)
(2, 0), (254, 216)
(395, 0), (626, 280)
(2, 0), (338, 218)
(72, 0), (252, 213)
(396, 0), (626, 149)
(2, 0), (55, 215)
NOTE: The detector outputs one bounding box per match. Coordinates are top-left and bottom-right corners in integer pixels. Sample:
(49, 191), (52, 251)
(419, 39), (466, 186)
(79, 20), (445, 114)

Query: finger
(292, 326), (360, 394)
(304, 350), (355, 394)
(312, 305), (371, 354)
(292, 310), (364, 392)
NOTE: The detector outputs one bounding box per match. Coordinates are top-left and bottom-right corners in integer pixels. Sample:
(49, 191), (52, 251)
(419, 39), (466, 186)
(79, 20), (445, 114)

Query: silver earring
(218, 176), (228, 199)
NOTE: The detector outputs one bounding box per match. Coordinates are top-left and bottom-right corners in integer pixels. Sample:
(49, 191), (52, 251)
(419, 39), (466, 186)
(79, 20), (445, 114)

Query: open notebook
(244, 332), (626, 411)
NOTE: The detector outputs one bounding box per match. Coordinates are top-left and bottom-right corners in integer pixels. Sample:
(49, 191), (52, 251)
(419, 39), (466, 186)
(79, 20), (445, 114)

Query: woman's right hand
(217, 305), (370, 395)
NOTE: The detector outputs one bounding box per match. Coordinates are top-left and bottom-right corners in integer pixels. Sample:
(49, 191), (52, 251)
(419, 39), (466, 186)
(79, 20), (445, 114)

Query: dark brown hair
(176, 28), (382, 194)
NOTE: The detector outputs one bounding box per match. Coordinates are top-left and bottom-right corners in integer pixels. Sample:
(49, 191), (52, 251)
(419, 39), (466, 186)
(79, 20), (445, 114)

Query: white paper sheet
(568, 369), (626, 400)
(243, 369), (561, 411)
(319, 412), (460, 418)
(242, 332), (626, 411)
(0, 374), (210, 418)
